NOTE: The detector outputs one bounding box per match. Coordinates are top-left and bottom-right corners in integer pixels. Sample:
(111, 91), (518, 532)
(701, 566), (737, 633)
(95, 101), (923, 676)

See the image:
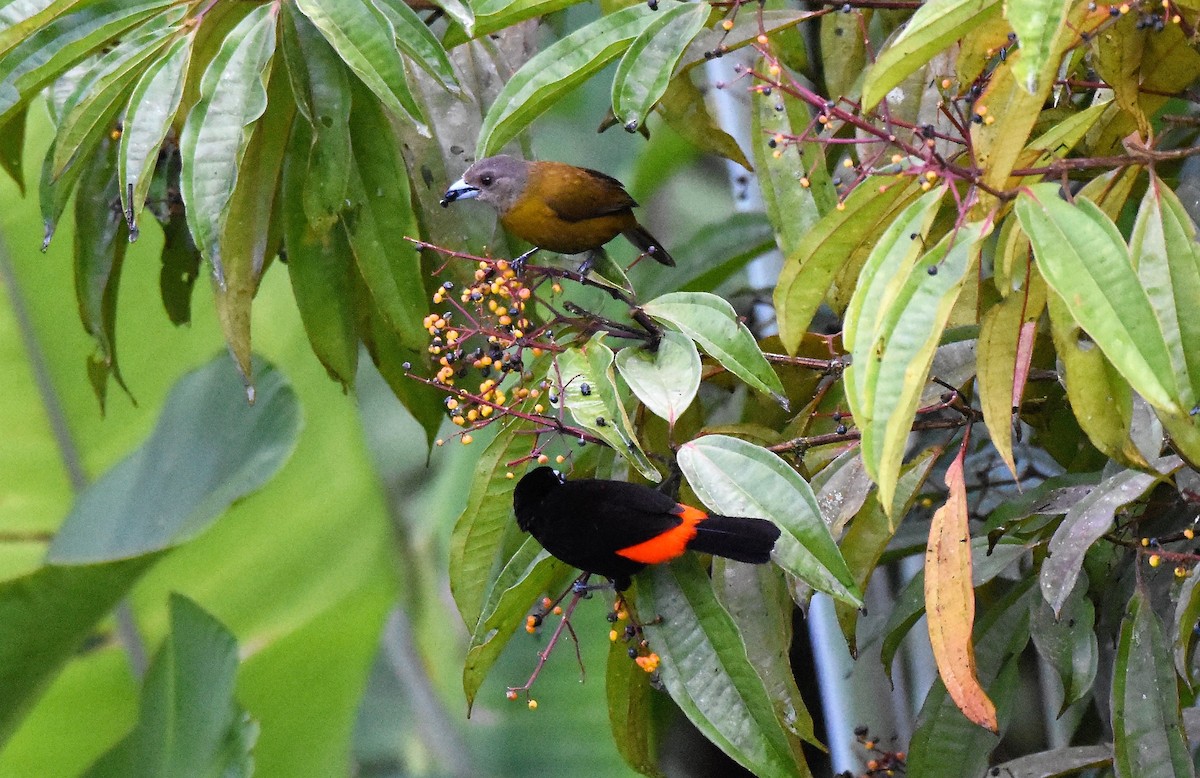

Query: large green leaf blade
(83, 595), (257, 778)
(642, 291), (786, 406)
(861, 0), (1002, 110)
(1130, 176), (1200, 410)
(178, 3), (278, 282)
(372, 0), (460, 94)
(48, 359), (301, 563)
(555, 336), (660, 482)
(611, 2), (709, 131)
(845, 221), (987, 512)
(118, 32), (193, 237)
(476, 4), (658, 156)
(677, 434), (861, 606)
(294, 0), (426, 131)
(1016, 183), (1181, 414)
(613, 330), (701, 428)
(639, 556), (806, 778)
(1112, 587), (1193, 778)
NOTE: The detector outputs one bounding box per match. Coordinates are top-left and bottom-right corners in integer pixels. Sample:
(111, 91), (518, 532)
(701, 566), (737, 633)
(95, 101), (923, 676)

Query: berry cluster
(608, 601), (660, 675)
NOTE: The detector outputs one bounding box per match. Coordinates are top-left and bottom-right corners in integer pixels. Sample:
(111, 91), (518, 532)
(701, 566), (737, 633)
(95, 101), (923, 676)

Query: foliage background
(6, 1), (1200, 777)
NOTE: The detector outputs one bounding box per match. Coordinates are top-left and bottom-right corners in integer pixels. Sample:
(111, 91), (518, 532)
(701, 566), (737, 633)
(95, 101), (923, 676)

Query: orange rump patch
(615, 504), (707, 564)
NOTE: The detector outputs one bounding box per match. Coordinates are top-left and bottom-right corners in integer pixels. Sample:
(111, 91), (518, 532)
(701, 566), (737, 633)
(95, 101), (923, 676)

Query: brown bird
(440, 155), (674, 269)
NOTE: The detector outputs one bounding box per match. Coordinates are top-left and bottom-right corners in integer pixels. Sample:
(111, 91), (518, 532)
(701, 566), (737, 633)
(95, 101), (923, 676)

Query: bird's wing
(540, 478), (682, 546)
(534, 163), (638, 222)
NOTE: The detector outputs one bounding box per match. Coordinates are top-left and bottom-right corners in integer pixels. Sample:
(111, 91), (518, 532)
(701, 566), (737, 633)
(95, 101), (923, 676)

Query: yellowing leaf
(925, 447), (997, 732)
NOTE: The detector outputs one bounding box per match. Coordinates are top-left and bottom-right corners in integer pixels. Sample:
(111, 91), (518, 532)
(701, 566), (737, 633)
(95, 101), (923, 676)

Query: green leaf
(178, 2), (278, 281)
(372, 0), (460, 94)
(774, 177), (921, 353)
(642, 291), (786, 405)
(83, 595), (257, 778)
(613, 331), (700, 427)
(280, 3), (351, 235)
(294, 0), (427, 132)
(907, 579), (1035, 778)
(1030, 576), (1097, 713)
(0, 102), (25, 191)
(49, 358), (301, 564)
(677, 434), (861, 606)
(443, 0), (581, 46)
(448, 425), (529, 629)
(861, 0), (1002, 110)
(844, 215), (987, 512)
(462, 540), (568, 710)
(636, 211), (772, 301)
(1113, 586), (1193, 778)
(1016, 183), (1181, 414)
(656, 76), (752, 172)
(750, 65), (834, 259)
(713, 560), (819, 750)
(476, 4), (659, 156)
(639, 556), (805, 777)
(71, 132), (129, 411)
(50, 9), (181, 180)
(1039, 457), (1180, 617)
(819, 8), (869, 100)
(344, 79), (426, 350)
(119, 32), (193, 237)
(555, 335), (660, 482)
(1130, 176), (1200, 410)
(1175, 563), (1200, 688)
(611, 2), (709, 131)
(282, 119), (358, 390)
(1005, 0), (1071, 93)
(0, 0), (173, 127)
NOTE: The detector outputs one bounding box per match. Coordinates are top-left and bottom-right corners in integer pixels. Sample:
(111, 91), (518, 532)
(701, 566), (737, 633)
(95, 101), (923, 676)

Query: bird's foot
(511, 247), (540, 276)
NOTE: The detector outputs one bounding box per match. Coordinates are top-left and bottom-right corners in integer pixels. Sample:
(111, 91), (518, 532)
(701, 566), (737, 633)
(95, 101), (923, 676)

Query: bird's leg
(511, 247), (540, 276)
(577, 248), (604, 276)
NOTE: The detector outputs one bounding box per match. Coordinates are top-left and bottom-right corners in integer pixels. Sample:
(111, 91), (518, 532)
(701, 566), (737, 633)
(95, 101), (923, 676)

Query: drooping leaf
(293, 0), (426, 132)
(614, 331), (700, 428)
(845, 217), (987, 512)
(178, 2), (278, 283)
(282, 119), (358, 389)
(83, 595), (257, 778)
(118, 32), (193, 237)
(677, 434), (861, 605)
(1030, 575), (1097, 713)
(639, 556), (807, 777)
(280, 3), (351, 236)
(642, 291), (786, 406)
(925, 445), (996, 731)
(476, 4), (660, 156)
(372, 0), (460, 95)
(1039, 457), (1180, 617)
(555, 335), (660, 482)
(611, 2), (709, 131)
(1112, 586), (1193, 778)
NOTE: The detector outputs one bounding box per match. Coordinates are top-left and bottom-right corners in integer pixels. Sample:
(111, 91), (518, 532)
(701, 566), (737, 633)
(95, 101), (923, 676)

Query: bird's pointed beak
(440, 177), (479, 207)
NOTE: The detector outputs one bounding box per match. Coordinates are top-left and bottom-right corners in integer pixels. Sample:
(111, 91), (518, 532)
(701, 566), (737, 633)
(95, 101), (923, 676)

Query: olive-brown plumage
(441, 155), (674, 266)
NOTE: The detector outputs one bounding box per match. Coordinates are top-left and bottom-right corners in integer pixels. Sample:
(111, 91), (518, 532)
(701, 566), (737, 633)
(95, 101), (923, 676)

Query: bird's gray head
(440, 155), (529, 213)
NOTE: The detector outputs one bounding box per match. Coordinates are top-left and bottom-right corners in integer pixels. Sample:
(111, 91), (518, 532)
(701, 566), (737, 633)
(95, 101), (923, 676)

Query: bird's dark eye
(480, 174), (493, 186)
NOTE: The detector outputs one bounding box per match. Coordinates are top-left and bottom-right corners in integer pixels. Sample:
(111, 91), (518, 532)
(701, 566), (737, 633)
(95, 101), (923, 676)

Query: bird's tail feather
(687, 515), (780, 564)
(623, 224), (675, 266)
